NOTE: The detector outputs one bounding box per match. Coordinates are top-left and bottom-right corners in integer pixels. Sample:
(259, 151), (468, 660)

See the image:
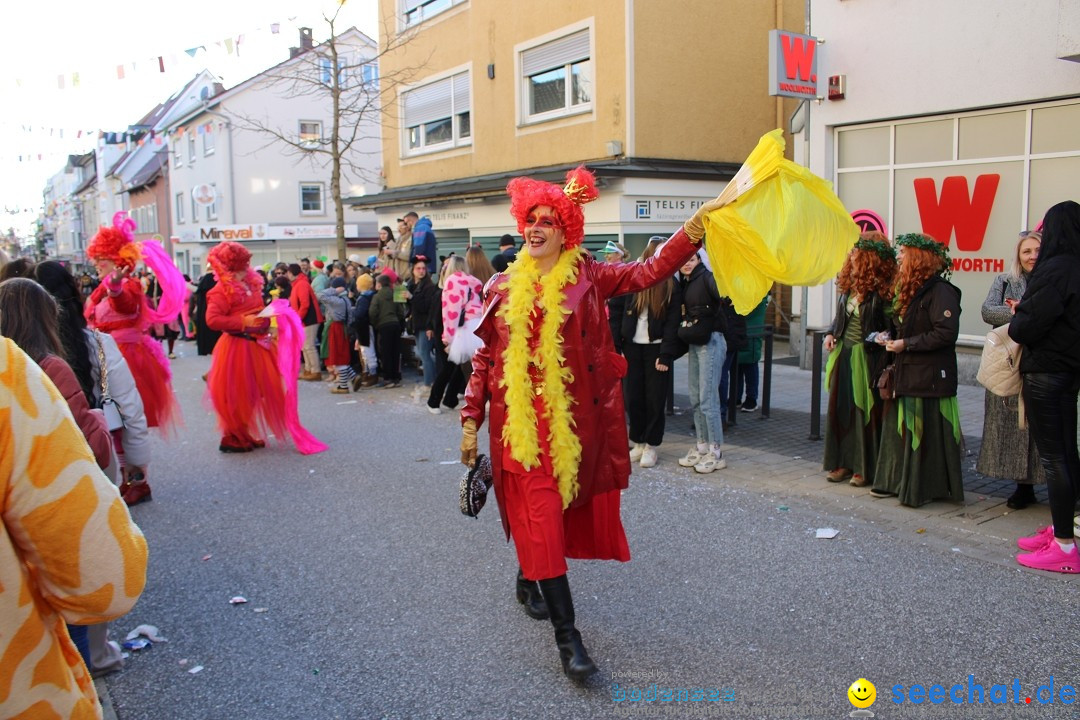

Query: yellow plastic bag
(702, 131), (858, 315)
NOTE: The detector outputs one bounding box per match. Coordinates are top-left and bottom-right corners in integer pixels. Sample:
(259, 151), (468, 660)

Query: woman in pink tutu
(204, 241), (326, 455)
(85, 212), (183, 435)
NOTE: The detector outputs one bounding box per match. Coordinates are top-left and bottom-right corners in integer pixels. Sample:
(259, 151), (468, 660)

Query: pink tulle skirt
(115, 334), (181, 433)
(206, 334), (288, 447)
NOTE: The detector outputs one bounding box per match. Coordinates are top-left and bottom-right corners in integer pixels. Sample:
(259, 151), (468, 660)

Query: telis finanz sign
(768, 29), (820, 100)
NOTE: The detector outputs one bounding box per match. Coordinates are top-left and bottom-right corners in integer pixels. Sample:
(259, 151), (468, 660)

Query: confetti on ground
(254, 607), (269, 613)
(336, 400), (358, 405)
(230, 596), (247, 605)
(188, 665), (204, 675)
(915, 528), (926, 534)
(201, 554), (212, 561)
(815, 528), (839, 539)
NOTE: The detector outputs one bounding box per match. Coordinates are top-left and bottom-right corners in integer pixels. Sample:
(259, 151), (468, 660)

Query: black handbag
(459, 454), (493, 517)
(677, 305), (714, 346)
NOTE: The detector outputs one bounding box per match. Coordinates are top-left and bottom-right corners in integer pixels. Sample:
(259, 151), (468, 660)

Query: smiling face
(93, 258), (116, 277)
(1018, 236), (1040, 273)
(847, 679), (876, 709)
(523, 205), (565, 267)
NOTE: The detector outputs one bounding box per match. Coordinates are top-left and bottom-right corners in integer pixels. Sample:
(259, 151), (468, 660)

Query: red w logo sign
(780, 35), (817, 82)
(913, 174), (1000, 251)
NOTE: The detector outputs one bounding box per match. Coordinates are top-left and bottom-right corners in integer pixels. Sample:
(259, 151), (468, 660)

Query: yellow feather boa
(497, 246), (586, 509)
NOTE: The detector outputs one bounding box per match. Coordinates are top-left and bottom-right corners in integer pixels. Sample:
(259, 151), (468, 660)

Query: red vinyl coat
(462, 229), (699, 539)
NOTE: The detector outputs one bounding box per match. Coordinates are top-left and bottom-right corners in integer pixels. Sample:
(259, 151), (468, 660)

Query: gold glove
(682, 195), (730, 244)
(460, 418), (478, 467)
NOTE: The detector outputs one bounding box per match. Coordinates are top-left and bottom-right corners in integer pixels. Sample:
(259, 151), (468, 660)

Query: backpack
(976, 324), (1022, 397)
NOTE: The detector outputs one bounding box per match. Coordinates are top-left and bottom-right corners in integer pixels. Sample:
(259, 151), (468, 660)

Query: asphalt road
(102, 348), (1080, 720)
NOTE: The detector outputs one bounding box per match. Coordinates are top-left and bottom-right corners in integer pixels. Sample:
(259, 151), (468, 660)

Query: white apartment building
(41, 152), (95, 265)
(166, 27), (382, 277)
(795, 0), (1080, 366)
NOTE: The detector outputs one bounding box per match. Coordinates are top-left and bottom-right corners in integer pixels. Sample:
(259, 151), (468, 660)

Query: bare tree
(225, 4), (427, 259)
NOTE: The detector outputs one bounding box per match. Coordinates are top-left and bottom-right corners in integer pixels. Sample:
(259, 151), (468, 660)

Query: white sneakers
(692, 455), (727, 474)
(630, 443), (659, 468)
(678, 445), (726, 473)
(639, 446), (658, 468)
(678, 448), (706, 467)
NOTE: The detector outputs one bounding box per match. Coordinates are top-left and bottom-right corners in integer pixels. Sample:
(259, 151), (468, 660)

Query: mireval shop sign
(768, 29), (820, 100)
(198, 224), (269, 241)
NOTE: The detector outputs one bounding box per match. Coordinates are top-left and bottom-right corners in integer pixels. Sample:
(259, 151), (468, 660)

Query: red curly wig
(893, 245), (948, 318)
(836, 231), (897, 302)
(507, 166), (599, 249)
(87, 212), (141, 270)
(207, 241), (263, 294)
(207, 241), (251, 276)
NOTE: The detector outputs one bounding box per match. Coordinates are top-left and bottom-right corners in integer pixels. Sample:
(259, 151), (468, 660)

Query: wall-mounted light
(606, 140), (623, 157)
(487, 64), (495, 79)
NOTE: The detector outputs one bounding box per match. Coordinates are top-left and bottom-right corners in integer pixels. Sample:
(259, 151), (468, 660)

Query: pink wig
(507, 166), (599, 249)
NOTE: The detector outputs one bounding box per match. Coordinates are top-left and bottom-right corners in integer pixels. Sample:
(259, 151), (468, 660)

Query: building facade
(798, 0), (1080, 357)
(166, 28), (382, 277)
(351, 0), (803, 290)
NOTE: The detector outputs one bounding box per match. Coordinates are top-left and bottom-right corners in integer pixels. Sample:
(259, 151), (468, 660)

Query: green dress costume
(873, 276), (965, 507)
(823, 292), (890, 482)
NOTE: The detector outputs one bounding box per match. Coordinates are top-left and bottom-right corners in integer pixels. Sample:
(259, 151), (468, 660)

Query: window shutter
(403, 76), (453, 127)
(521, 29), (590, 77)
(452, 73), (470, 113)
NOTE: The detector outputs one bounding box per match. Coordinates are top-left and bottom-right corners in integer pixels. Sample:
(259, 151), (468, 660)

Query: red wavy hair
(207, 241), (263, 294)
(836, 231), (896, 302)
(893, 245), (947, 318)
(507, 166), (599, 249)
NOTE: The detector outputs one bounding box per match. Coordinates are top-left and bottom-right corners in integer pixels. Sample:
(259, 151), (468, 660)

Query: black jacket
(829, 291), (891, 387)
(406, 275), (439, 335)
(491, 247), (518, 273)
(1009, 254), (1080, 374)
(680, 263), (727, 336)
(609, 281), (684, 366)
(890, 276), (961, 398)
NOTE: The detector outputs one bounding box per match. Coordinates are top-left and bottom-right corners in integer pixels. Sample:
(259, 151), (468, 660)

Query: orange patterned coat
(0, 337), (148, 719)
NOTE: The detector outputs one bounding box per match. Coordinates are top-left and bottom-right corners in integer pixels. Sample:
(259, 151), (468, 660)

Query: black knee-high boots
(537, 574), (597, 680)
(515, 568), (549, 620)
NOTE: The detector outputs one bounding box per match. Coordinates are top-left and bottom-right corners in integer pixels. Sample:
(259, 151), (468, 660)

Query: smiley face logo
(848, 678), (876, 709)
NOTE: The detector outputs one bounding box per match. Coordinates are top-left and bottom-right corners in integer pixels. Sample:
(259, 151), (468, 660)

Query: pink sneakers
(1016, 540), (1080, 574)
(1016, 526), (1054, 552)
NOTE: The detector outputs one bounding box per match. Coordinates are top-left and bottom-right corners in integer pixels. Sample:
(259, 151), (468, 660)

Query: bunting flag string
(12, 15), (311, 92)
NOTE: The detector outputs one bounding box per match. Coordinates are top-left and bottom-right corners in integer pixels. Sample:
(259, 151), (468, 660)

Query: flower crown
(896, 233), (952, 279)
(853, 238), (896, 263)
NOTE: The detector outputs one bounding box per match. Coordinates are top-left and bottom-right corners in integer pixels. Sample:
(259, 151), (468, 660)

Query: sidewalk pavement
(649, 350), (1063, 575)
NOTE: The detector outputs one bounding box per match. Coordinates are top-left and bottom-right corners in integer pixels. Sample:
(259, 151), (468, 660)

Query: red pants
(501, 470), (630, 581)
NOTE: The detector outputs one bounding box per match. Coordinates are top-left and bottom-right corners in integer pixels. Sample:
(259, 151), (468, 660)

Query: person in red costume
(459, 167), (723, 680)
(204, 241), (327, 455)
(85, 212), (183, 504)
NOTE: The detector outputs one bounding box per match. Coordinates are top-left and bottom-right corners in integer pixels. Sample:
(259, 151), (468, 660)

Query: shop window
(1032, 102), (1080, 154)
(958, 111), (1025, 160)
(837, 126), (890, 169)
(895, 120), (953, 165)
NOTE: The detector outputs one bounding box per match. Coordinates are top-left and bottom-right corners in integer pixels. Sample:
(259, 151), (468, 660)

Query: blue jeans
(416, 331), (436, 386)
(687, 332), (726, 446)
(719, 349), (736, 417)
